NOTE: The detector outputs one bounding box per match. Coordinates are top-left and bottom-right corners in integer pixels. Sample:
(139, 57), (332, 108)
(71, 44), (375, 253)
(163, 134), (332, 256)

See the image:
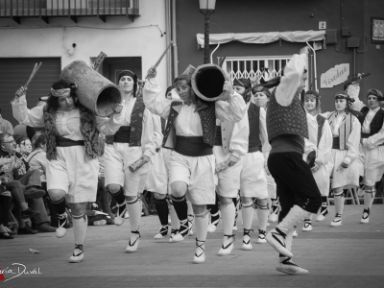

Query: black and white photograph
(0, 0), (383, 287)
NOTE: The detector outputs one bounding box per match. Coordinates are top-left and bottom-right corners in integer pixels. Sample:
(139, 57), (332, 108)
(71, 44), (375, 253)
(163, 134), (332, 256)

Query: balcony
(0, 0), (140, 23)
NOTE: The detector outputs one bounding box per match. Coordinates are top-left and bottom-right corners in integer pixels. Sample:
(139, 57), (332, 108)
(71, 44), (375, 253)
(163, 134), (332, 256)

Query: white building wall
(0, 0), (168, 87)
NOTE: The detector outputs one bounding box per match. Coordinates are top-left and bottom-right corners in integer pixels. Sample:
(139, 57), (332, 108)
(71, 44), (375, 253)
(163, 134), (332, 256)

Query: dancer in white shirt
(324, 92), (361, 227)
(302, 91), (333, 230)
(143, 66), (246, 263)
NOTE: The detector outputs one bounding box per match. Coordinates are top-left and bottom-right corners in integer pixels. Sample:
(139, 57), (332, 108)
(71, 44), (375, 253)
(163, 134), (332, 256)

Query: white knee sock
(194, 212), (209, 241)
(364, 191), (375, 210)
(241, 203), (254, 230)
(256, 208), (269, 231)
(127, 199), (141, 232)
(220, 201), (236, 235)
(73, 216), (88, 245)
(286, 230), (293, 252)
(334, 195), (345, 216)
(277, 205), (308, 234)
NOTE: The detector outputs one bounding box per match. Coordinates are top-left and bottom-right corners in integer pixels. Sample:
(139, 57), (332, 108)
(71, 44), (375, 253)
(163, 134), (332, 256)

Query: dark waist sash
(248, 146), (262, 153)
(56, 136), (84, 147)
(332, 137), (340, 150)
(361, 133), (384, 146)
(361, 132), (370, 139)
(105, 126), (133, 144)
(175, 136), (213, 157)
(114, 126), (131, 143)
(214, 125), (222, 146)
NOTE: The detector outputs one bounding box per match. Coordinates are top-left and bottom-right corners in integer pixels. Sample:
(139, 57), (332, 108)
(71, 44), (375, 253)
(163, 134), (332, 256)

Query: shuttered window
(0, 57), (61, 125)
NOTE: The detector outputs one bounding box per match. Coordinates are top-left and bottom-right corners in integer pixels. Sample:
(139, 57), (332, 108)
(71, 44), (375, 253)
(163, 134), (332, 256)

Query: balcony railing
(0, 0), (140, 23)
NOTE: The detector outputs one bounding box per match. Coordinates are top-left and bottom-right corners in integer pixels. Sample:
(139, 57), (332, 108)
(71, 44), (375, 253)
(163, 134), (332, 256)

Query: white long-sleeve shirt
(304, 113), (333, 166)
(143, 78), (246, 123)
(324, 111), (361, 165)
(12, 95), (83, 140)
(97, 96), (161, 159)
(361, 107), (384, 149)
(275, 53), (307, 107)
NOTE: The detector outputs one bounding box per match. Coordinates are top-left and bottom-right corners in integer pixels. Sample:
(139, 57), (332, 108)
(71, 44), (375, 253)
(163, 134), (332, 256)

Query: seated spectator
(0, 133), (54, 233)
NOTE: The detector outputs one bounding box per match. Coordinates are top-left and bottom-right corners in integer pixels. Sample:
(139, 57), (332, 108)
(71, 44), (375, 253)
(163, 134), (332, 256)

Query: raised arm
(96, 104), (125, 136)
(215, 81), (246, 122)
(347, 82), (365, 112)
(11, 87), (44, 127)
(143, 69), (172, 119)
(275, 53), (307, 107)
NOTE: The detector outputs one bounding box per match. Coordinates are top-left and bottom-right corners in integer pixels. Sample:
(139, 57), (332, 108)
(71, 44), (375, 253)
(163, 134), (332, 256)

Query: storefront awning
(196, 30), (326, 48)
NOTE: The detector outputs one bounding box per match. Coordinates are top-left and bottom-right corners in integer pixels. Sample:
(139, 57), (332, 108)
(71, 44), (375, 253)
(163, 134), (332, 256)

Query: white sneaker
(256, 230), (267, 244)
(330, 214), (342, 227)
(68, 247), (84, 263)
(302, 221), (313, 232)
(360, 209), (370, 224)
(56, 213), (67, 238)
(154, 225), (168, 239)
(292, 229), (298, 238)
(218, 234), (235, 256)
(241, 233), (253, 250)
(193, 239), (206, 264)
(276, 257), (309, 275)
(266, 228), (293, 258)
(169, 231), (184, 242)
(125, 232), (140, 253)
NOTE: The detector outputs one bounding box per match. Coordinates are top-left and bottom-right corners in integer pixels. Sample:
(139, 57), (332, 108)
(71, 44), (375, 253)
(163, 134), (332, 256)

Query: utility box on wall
(347, 37), (360, 48)
(326, 29), (338, 44)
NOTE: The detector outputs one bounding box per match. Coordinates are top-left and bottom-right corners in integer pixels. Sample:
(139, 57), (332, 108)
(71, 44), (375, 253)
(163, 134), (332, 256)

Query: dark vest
(162, 100), (216, 147)
(214, 125), (222, 146)
(248, 103), (262, 151)
(108, 96), (145, 146)
(358, 107), (384, 138)
(316, 114), (326, 146)
(266, 91), (308, 141)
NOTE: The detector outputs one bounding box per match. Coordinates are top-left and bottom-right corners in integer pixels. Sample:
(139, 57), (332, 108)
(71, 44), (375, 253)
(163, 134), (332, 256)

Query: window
(223, 56), (290, 83)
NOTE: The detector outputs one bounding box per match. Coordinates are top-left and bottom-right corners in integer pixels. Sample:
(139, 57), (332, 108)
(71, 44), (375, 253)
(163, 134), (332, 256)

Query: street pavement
(1, 204), (384, 288)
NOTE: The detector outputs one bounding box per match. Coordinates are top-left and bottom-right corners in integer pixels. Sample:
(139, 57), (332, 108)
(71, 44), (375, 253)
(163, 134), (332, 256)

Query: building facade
(0, 0), (171, 123)
(173, 0), (384, 111)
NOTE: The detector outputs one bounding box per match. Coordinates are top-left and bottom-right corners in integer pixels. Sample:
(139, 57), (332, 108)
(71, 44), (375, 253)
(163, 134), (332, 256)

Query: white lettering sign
(320, 63), (350, 88)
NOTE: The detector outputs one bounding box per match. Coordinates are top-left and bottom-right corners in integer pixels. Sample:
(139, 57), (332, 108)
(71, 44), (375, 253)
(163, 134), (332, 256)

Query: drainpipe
(171, 0), (178, 79)
(165, 0), (172, 85)
(210, 43), (220, 64)
(306, 41), (318, 92)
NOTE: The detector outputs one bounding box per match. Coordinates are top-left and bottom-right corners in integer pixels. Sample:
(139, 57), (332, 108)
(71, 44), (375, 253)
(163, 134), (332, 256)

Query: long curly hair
(44, 80), (102, 160)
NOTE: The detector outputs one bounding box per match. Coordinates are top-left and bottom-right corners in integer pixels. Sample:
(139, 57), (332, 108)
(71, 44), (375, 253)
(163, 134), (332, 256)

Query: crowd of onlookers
(0, 108), (116, 240)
